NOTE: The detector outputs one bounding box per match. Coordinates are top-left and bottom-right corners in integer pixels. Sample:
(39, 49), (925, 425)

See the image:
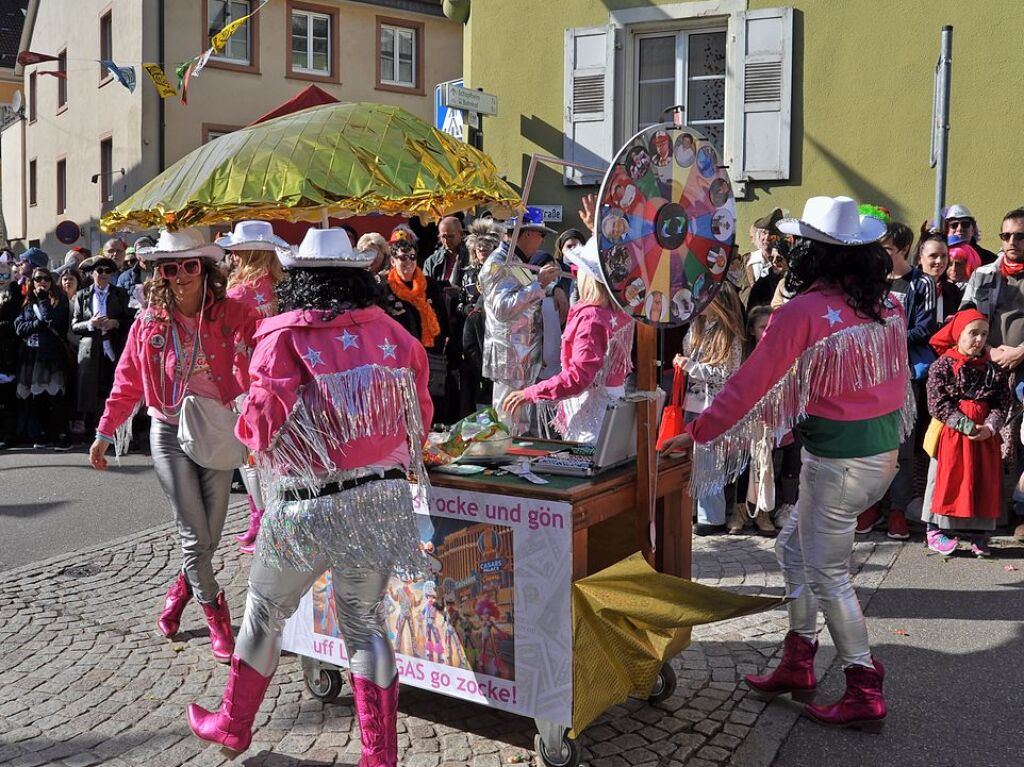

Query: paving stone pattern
(0, 502), (900, 767)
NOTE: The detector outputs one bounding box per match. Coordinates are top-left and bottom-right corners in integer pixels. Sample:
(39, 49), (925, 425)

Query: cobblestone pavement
(0, 501), (901, 767)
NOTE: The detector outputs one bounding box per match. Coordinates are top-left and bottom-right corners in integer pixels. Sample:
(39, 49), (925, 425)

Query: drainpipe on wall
(442, 0), (470, 24)
(158, 0), (165, 172)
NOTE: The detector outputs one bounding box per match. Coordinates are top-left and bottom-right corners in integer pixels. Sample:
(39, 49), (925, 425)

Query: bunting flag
(17, 50), (59, 66)
(37, 70), (67, 79)
(176, 56), (198, 105)
(100, 60), (136, 93)
(190, 48), (214, 79)
(142, 63), (176, 98)
(209, 0), (267, 53)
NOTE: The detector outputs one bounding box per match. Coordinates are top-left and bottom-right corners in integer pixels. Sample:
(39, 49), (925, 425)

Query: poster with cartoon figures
(281, 486), (574, 726)
(597, 124), (737, 327)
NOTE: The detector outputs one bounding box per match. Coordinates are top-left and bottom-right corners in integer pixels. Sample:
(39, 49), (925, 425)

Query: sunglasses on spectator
(157, 258), (202, 280)
(947, 218), (974, 230)
(391, 253), (417, 262)
(93, 266), (114, 275)
(32, 274), (51, 283)
(999, 232), (1024, 243)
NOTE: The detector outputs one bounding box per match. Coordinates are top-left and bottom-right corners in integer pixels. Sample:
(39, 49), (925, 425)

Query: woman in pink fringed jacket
(662, 197), (913, 733)
(89, 228), (259, 665)
(503, 238), (633, 443)
(216, 220), (290, 555)
(187, 228), (431, 767)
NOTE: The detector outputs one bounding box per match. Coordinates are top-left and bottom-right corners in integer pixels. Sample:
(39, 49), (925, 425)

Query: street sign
(533, 205), (563, 223)
(435, 78), (465, 141)
(443, 84), (498, 117)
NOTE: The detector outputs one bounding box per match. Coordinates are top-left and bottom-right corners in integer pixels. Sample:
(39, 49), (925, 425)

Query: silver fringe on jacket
(691, 315), (915, 498)
(252, 364), (429, 497)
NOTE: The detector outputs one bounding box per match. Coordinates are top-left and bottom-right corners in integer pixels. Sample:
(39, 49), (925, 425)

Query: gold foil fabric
(101, 102), (522, 232)
(571, 552), (787, 735)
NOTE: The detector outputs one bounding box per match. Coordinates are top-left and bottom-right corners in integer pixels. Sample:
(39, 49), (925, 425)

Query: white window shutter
(563, 25), (615, 186)
(731, 7), (793, 181)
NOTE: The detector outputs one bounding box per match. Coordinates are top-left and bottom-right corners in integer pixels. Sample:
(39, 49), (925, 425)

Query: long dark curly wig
(275, 267), (381, 319)
(784, 237), (892, 323)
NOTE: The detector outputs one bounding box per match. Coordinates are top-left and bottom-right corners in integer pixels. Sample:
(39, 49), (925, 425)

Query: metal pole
(933, 25), (953, 231)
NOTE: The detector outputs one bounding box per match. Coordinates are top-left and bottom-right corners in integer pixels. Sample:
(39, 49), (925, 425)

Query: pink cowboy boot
(350, 674), (400, 767)
(744, 631), (818, 702)
(201, 591), (235, 663)
(157, 571), (192, 638)
(188, 655), (272, 758)
(235, 496), (263, 552)
(803, 659), (886, 732)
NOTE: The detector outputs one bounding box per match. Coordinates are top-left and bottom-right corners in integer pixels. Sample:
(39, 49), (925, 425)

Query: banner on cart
(281, 485), (574, 725)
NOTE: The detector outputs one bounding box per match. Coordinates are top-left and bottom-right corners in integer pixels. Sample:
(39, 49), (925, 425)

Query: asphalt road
(0, 444), (243, 571)
(773, 536), (1024, 767)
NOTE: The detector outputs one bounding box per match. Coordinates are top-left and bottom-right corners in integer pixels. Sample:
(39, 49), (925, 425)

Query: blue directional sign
(435, 78), (465, 141)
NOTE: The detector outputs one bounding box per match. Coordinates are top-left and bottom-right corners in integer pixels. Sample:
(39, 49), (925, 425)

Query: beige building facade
(1, 0), (461, 256)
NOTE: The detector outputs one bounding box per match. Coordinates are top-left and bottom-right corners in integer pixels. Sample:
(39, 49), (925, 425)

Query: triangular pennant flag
(100, 60), (136, 93)
(17, 50), (59, 66)
(190, 48), (214, 79)
(38, 70), (67, 79)
(142, 63), (176, 98)
(176, 57), (198, 105)
(210, 0), (267, 53)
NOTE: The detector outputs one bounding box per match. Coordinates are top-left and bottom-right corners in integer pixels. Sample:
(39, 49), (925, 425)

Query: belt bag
(177, 394), (247, 471)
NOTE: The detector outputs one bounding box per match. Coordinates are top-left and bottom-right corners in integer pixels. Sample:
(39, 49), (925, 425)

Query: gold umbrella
(101, 102), (521, 232)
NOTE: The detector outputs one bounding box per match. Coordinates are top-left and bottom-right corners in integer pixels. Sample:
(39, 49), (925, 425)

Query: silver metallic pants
(150, 419), (233, 604)
(239, 463), (265, 510)
(776, 449), (897, 668)
(235, 553), (395, 685)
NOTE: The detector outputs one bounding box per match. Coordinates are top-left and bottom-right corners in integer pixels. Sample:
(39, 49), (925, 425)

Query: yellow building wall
(464, 0), (1022, 242)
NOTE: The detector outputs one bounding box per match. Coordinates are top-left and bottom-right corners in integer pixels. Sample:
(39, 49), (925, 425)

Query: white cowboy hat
(136, 228), (224, 261)
(777, 196), (886, 246)
(563, 237), (607, 286)
(277, 227), (375, 269)
(215, 220), (291, 251)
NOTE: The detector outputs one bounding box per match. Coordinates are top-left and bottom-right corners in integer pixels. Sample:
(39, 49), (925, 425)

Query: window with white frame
(635, 29), (726, 156)
(563, 8), (792, 187)
(208, 0), (252, 65)
(379, 24), (416, 88)
(292, 9), (331, 75)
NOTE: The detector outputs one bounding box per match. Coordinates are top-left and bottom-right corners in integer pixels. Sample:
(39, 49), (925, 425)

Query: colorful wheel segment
(596, 124), (737, 327)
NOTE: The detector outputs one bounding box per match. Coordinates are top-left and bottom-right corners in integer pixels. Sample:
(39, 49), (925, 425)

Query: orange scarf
(387, 268), (441, 348)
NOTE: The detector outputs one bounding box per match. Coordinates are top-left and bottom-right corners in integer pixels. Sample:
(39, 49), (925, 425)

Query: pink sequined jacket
(522, 303), (633, 402)
(685, 286), (912, 495)
(227, 274), (277, 318)
(237, 306), (433, 484)
(97, 297), (259, 445)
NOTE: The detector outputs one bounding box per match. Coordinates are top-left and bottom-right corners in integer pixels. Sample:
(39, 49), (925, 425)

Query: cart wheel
(534, 733), (580, 767)
(647, 664), (677, 703)
(305, 666), (344, 702)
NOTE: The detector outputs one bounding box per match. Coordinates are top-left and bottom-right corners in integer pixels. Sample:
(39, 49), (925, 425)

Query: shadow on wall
(803, 132), (906, 221)
(519, 113), (567, 200)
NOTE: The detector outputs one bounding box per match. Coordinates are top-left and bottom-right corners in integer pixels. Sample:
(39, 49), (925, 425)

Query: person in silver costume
(480, 208), (559, 434)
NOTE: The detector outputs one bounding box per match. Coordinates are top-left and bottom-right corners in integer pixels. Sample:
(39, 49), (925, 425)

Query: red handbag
(656, 368), (687, 451)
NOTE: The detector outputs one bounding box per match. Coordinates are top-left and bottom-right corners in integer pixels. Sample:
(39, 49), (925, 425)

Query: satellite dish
(10, 90), (22, 114)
